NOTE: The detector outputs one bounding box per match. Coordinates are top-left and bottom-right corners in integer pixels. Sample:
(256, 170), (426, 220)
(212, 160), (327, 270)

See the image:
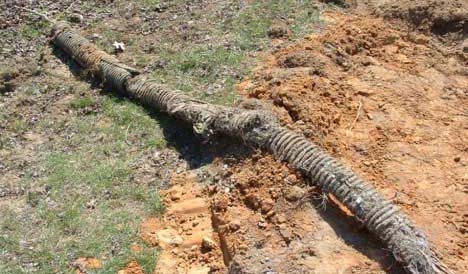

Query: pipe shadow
(309, 197), (405, 274)
(139, 106), (254, 169)
(52, 46), (254, 169)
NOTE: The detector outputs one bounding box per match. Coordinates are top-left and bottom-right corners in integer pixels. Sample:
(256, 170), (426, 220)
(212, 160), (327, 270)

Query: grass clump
(225, 0), (321, 49)
(19, 19), (49, 39)
(69, 95), (97, 110)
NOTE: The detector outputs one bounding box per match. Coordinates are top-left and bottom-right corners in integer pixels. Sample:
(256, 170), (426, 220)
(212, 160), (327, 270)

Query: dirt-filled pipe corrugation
(50, 22), (454, 274)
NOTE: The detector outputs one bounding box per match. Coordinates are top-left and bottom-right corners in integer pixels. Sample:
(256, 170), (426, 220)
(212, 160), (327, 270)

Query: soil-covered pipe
(50, 23), (453, 274)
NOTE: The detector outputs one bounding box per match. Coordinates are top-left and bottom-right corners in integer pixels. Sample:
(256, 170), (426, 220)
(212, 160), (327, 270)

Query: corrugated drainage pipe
(50, 22), (454, 274)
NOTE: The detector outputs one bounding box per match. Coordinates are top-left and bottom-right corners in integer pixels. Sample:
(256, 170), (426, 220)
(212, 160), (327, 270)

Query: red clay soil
(217, 10), (467, 274)
(118, 260), (145, 274)
(140, 172), (226, 274)
(138, 3), (467, 274)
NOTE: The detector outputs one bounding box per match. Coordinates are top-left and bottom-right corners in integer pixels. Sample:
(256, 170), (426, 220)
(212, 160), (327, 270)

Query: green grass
(1, 88), (165, 273)
(136, 0), (161, 7)
(146, 0), (320, 105)
(0, 1), (322, 273)
(221, 0), (320, 49)
(16, 12), (51, 41)
(69, 95), (97, 110)
(10, 119), (28, 134)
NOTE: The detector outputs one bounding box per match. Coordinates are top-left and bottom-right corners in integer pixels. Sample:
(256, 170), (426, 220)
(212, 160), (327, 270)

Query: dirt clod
(117, 261), (144, 274)
(284, 185), (305, 202)
(268, 22), (291, 39)
(202, 237), (217, 252)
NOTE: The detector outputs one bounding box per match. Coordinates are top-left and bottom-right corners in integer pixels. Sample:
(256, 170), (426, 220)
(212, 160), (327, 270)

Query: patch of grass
(146, 190), (165, 215)
(93, 28), (128, 53)
(45, 152), (130, 193)
(133, 243), (159, 274)
(147, 0), (321, 106)
(0, 208), (26, 272)
(19, 18), (50, 39)
(0, 136), (11, 150)
(136, 0), (161, 8)
(227, 0), (321, 49)
(175, 46), (242, 76)
(19, 25), (42, 39)
(69, 95), (97, 110)
(0, 87), (166, 273)
(20, 202), (145, 273)
(102, 96), (167, 149)
(149, 43), (245, 105)
(10, 119), (28, 134)
(0, 113), (12, 149)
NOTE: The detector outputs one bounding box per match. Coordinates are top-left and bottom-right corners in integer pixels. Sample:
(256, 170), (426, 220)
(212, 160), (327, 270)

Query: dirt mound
(381, 0), (467, 35)
(210, 153), (394, 274)
(362, 0), (468, 39)
(230, 10), (467, 273)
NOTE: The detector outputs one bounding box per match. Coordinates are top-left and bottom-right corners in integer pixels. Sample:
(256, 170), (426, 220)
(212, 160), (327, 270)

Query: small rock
(357, 89), (373, 97)
(284, 186), (305, 202)
(170, 191), (181, 201)
(213, 195), (229, 211)
(278, 225), (293, 244)
(274, 214), (287, 224)
(383, 33), (399, 45)
(258, 221), (267, 229)
(414, 34), (429, 45)
(244, 193), (260, 210)
(267, 22), (290, 39)
(261, 198), (275, 213)
(229, 220), (241, 231)
(454, 157), (461, 163)
(462, 39), (468, 53)
(69, 13), (83, 23)
(201, 237), (216, 252)
(266, 209), (276, 219)
(285, 174), (298, 184)
(103, 189), (112, 199)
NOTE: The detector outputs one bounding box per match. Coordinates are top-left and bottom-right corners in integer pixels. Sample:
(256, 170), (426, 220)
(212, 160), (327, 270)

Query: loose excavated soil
(218, 9), (467, 274)
(140, 172), (226, 274)
(136, 4), (467, 274)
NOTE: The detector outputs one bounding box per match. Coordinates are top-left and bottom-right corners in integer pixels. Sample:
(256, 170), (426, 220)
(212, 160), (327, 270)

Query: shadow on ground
(52, 46), (254, 170)
(311, 198), (405, 274)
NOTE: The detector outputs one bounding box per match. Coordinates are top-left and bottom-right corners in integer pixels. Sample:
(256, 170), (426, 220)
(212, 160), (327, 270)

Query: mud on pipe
(50, 22), (454, 274)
